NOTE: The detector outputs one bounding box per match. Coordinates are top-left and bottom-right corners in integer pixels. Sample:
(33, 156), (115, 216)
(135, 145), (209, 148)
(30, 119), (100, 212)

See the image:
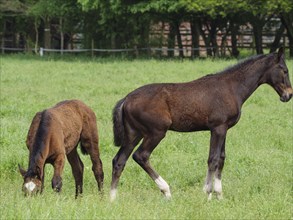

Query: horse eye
(283, 70), (288, 75)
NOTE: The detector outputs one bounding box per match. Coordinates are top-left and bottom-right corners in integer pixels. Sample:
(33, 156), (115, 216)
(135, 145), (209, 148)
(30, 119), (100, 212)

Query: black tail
(112, 98), (125, 147)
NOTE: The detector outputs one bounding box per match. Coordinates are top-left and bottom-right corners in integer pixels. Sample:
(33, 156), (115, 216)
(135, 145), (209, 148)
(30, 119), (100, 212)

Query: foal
(110, 48), (292, 201)
(19, 100), (104, 197)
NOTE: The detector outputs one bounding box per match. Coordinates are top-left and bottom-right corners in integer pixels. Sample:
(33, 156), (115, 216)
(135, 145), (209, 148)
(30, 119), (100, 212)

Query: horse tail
(80, 143), (88, 155)
(112, 98), (126, 147)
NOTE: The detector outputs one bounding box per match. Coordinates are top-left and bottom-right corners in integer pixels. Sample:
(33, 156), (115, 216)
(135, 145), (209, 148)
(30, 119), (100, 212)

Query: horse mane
(28, 110), (51, 176)
(215, 53), (271, 76)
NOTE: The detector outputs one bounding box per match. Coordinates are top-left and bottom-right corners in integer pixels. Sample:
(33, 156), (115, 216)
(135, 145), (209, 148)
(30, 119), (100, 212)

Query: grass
(0, 54), (292, 219)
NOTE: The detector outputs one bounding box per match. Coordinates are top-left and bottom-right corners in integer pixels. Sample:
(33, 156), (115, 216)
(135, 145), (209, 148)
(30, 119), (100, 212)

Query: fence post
(40, 47), (43, 57)
(91, 39), (94, 58)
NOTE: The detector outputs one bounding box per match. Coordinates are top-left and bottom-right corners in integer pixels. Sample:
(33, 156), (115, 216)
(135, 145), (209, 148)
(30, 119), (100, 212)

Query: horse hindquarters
(111, 97), (172, 201)
(110, 125), (143, 201)
(110, 100), (142, 201)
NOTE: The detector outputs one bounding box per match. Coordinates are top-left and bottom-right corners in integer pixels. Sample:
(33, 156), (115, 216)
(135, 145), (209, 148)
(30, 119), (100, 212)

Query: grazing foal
(19, 100), (104, 197)
(110, 48), (292, 201)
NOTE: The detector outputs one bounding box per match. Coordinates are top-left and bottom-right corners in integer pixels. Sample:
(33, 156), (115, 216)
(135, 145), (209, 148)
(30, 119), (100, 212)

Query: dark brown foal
(110, 48), (292, 201)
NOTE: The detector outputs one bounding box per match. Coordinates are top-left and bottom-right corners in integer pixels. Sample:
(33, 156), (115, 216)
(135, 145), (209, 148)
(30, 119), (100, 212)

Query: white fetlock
(163, 190), (172, 200)
(214, 177), (223, 200)
(155, 176), (172, 199)
(110, 188), (117, 202)
(207, 192), (212, 201)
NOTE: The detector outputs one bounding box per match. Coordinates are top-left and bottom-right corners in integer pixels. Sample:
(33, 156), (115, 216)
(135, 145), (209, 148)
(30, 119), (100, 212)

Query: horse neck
(232, 57), (269, 105)
(27, 135), (49, 179)
(27, 151), (46, 179)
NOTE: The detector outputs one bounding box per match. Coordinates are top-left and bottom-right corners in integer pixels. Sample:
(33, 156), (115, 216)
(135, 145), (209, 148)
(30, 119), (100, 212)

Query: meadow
(0, 54), (292, 219)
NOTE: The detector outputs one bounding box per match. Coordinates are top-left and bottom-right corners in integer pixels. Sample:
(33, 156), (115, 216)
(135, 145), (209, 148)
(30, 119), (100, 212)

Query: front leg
(52, 154), (65, 193)
(204, 125), (227, 200)
(41, 167), (45, 193)
(52, 176), (63, 192)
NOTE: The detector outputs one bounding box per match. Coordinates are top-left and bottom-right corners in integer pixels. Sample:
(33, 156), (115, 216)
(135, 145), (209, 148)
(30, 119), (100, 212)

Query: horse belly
(63, 129), (81, 153)
(169, 114), (209, 132)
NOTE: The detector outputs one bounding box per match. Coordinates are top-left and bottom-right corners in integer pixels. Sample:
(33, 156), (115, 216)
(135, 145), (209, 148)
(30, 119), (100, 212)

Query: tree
(0, 0), (28, 52)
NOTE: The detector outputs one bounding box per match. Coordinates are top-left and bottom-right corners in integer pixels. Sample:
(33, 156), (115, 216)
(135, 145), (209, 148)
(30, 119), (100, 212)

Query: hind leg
(81, 127), (104, 192)
(67, 148), (84, 198)
(110, 131), (142, 202)
(132, 130), (171, 199)
(81, 140), (104, 192)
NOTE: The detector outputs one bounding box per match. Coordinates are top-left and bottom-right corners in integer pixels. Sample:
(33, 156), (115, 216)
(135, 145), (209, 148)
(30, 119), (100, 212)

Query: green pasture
(0, 55), (292, 219)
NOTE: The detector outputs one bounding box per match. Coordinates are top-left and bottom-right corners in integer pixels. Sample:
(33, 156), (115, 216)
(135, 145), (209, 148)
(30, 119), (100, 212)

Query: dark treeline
(1, 0), (293, 57)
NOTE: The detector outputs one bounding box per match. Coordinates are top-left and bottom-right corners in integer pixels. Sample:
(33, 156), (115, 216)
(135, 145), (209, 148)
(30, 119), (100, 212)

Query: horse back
(26, 100), (97, 156)
(49, 100), (98, 152)
(123, 79), (240, 132)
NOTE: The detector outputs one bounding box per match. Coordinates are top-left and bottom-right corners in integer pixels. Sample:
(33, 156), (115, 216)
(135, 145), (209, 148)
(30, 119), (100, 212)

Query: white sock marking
(154, 176), (171, 198)
(214, 177), (222, 193)
(24, 181), (36, 192)
(110, 188), (117, 202)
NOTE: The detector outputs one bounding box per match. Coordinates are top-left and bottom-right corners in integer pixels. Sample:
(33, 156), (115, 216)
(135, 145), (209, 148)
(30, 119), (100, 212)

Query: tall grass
(0, 55), (292, 219)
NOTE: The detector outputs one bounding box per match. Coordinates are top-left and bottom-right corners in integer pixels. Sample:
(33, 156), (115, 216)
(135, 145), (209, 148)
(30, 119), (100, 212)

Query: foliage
(1, 0), (293, 56)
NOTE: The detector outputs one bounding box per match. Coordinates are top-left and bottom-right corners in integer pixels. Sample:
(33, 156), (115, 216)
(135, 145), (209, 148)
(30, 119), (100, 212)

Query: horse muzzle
(280, 88), (293, 102)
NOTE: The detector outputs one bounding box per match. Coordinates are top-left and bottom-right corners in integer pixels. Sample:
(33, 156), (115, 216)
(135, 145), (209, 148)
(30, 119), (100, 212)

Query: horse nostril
(283, 92), (293, 102)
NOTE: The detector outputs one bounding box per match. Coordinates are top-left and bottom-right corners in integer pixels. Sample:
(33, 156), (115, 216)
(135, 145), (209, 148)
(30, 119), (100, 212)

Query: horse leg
(67, 148), (84, 198)
(41, 167), (45, 193)
(52, 154), (65, 193)
(204, 125), (227, 200)
(82, 141), (104, 192)
(80, 129), (104, 192)
(132, 130), (171, 199)
(214, 137), (226, 200)
(110, 133), (141, 202)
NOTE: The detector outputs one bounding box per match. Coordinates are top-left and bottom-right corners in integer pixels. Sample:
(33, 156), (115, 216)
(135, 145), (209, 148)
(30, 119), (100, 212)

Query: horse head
(266, 47), (293, 102)
(18, 164), (42, 196)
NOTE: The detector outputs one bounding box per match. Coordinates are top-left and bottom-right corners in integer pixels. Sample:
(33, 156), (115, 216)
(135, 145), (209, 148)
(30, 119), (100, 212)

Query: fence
(1, 26), (289, 57)
(0, 46), (218, 57)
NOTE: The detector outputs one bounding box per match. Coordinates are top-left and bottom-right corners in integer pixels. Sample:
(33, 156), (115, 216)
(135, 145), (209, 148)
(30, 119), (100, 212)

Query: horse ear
(277, 47), (284, 62)
(18, 164), (27, 177)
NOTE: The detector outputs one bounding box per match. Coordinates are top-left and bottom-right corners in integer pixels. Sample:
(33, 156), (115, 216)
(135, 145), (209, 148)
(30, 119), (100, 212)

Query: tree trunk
(1, 20), (6, 54)
(230, 21), (239, 57)
(199, 21), (212, 56)
(270, 23), (285, 53)
(70, 32), (74, 50)
(190, 18), (200, 58)
(210, 20), (219, 57)
(168, 22), (176, 57)
(91, 38), (94, 57)
(44, 17), (51, 49)
(175, 21), (184, 58)
(280, 13), (293, 57)
(60, 17), (64, 55)
(34, 20), (39, 54)
(251, 18), (264, 54)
